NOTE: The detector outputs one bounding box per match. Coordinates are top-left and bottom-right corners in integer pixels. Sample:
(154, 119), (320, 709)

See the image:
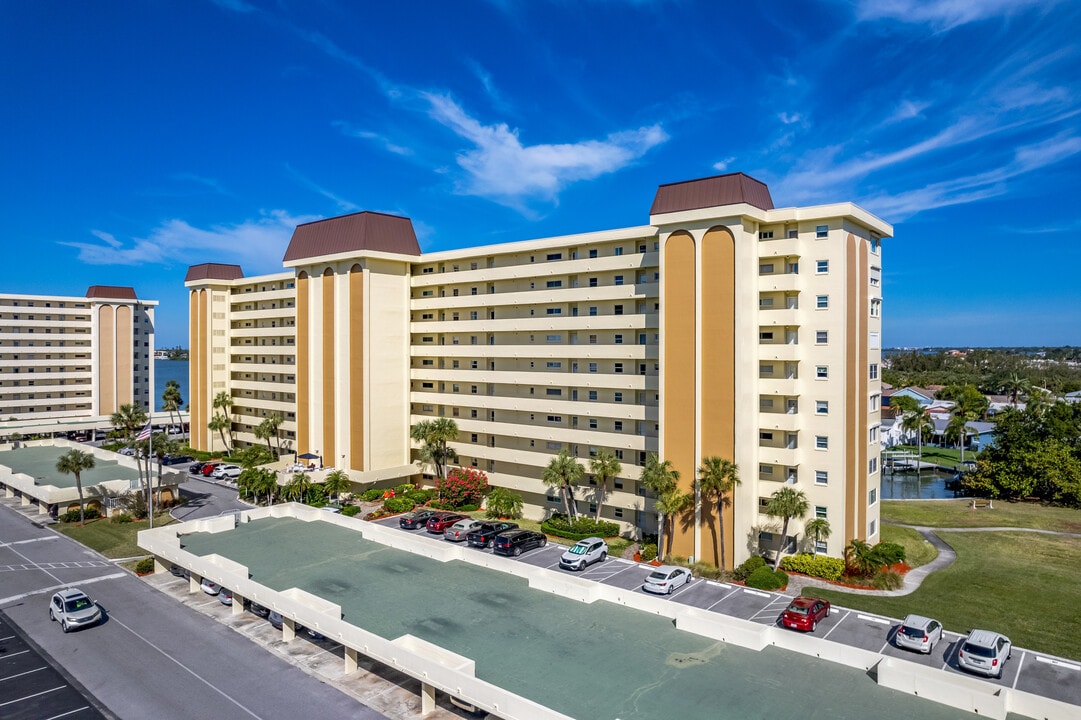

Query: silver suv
(49, 588), (102, 633)
(958, 629), (1012, 678)
(895, 614), (943, 654)
(559, 537), (608, 571)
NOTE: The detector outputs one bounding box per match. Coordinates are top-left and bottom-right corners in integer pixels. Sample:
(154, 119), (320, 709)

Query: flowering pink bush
(437, 467), (489, 508)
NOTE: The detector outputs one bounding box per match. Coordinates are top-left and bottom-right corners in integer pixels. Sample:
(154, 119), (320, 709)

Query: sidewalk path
(782, 523), (1081, 598)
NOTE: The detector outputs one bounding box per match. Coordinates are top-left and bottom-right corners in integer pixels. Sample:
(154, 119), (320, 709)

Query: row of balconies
(411, 249), (659, 287)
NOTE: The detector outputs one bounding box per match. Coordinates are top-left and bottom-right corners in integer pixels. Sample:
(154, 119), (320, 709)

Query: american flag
(136, 423), (152, 442)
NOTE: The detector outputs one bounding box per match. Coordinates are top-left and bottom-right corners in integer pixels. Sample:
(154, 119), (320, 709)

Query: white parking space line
(1012, 651), (1027, 689)
(0, 634), (15, 642)
(706, 585), (743, 611)
(857, 614), (890, 625)
(742, 588), (770, 598)
(0, 536), (58, 548)
(43, 704), (93, 720)
(706, 581), (730, 589)
(821, 610), (849, 639)
(0, 571), (127, 605)
(878, 626), (899, 654)
(0, 649), (30, 661)
(0, 685), (67, 708)
(0, 665), (49, 683)
(1034, 654), (1080, 671)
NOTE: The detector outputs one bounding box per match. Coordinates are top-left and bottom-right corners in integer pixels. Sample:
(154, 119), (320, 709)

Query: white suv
(958, 629), (1012, 678)
(49, 588), (102, 633)
(895, 614), (943, 654)
(559, 537), (608, 571)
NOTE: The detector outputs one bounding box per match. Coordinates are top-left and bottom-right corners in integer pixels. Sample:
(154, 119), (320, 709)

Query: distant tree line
(884, 347), (1081, 395)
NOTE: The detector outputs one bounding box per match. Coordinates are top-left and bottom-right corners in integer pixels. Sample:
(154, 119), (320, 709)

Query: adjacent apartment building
(0, 286), (157, 427)
(186, 173), (891, 567)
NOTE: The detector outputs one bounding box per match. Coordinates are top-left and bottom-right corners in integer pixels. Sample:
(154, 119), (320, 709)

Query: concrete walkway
(783, 522), (1081, 598)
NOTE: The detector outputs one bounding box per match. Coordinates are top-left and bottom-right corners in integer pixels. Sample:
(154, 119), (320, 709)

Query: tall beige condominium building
(187, 173), (891, 567)
(0, 286), (156, 422)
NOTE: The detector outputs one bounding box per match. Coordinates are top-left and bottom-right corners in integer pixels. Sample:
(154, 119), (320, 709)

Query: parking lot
(377, 516), (1081, 710)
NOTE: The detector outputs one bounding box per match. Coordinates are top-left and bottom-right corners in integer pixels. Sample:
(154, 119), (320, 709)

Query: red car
(781, 597), (831, 632)
(425, 512), (466, 534)
(201, 462), (222, 476)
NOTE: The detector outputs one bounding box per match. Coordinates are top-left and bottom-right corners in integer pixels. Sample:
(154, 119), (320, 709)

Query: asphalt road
(0, 504), (387, 720)
(170, 467), (251, 521)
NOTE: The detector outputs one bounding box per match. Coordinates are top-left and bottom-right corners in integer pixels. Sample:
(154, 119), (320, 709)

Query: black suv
(493, 529), (547, 556)
(466, 521), (518, 549)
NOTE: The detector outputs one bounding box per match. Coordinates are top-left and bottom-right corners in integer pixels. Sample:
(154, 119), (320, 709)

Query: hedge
(341, 505), (361, 517)
(383, 496), (415, 513)
(540, 513), (620, 541)
(746, 565), (788, 591)
(780, 553), (846, 582)
(732, 555), (766, 582)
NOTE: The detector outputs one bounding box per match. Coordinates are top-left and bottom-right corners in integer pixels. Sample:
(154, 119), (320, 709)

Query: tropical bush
(746, 565), (788, 590)
(407, 489), (434, 505)
(484, 487), (524, 519)
(732, 555), (767, 582)
(110, 513), (134, 524)
(437, 467), (490, 508)
(135, 557), (155, 574)
(640, 543), (658, 562)
(59, 508), (100, 523)
(395, 482), (416, 495)
(779, 553), (845, 581)
(383, 496), (415, 513)
(341, 505), (361, 517)
(871, 542), (906, 566)
(690, 561), (725, 580)
(541, 513), (620, 540)
(872, 569), (904, 590)
(361, 488), (384, 502)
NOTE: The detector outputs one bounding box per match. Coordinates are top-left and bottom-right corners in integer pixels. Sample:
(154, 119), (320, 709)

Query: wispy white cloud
(466, 59), (513, 115)
(778, 112), (802, 125)
(855, 0), (1046, 32)
(713, 156), (736, 172)
(423, 93), (668, 208)
(332, 121), (413, 156)
(882, 99), (932, 125)
(285, 164), (359, 212)
(172, 173), (230, 195)
(62, 211), (318, 273)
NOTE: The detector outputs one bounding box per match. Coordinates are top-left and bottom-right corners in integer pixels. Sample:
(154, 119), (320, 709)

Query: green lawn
(888, 445), (976, 469)
(56, 513), (176, 558)
(880, 524), (937, 568)
(882, 499), (1081, 533)
(806, 531), (1081, 661)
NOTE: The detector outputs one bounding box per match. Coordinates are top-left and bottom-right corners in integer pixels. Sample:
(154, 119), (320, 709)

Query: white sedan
(642, 565), (693, 595)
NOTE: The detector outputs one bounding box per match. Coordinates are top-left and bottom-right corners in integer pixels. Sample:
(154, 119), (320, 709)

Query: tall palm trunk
(75, 472), (85, 526)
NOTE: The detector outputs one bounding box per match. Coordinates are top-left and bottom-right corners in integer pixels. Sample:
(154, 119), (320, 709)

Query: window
(547, 415), (562, 423)
(815, 471), (828, 485)
(614, 421), (623, 431)
(816, 366), (828, 379)
(547, 253), (562, 261)
(588, 419), (598, 429)
(869, 488), (878, 505)
(869, 363), (879, 380)
(589, 278), (598, 287)
(759, 464), (774, 477)
(614, 305), (623, 315)
(760, 431), (774, 441)
(588, 390), (598, 401)
(869, 519), (877, 536)
(870, 237), (880, 253)
(588, 362), (598, 373)
(816, 331), (828, 344)
(759, 263), (774, 275)
(816, 295), (829, 309)
(470, 311), (478, 320)
(546, 361), (562, 369)
(547, 334), (561, 342)
(613, 508), (623, 519)
(816, 400), (829, 415)
(869, 457), (878, 474)
(614, 247), (623, 256)
(614, 363), (624, 374)
(815, 436), (828, 450)
(816, 224), (828, 238)
(615, 275), (624, 286)
(589, 306), (598, 316)
(614, 334), (623, 344)
(815, 505), (828, 520)
(816, 260), (829, 273)
(546, 388), (562, 396)
(759, 230), (774, 240)
(589, 249), (598, 258)
(547, 280), (562, 288)
(759, 331), (774, 341)
(759, 297), (774, 308)
(546, 308), (561, 315)
(870, 299), (881, 317)
(614, 392), (623, 402)
(869, 426), (879, 442)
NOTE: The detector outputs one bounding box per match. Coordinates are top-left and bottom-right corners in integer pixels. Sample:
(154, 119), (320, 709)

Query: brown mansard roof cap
(185, 263), (245, 282)
(650, 172), (774, 215)
(85, 285), (138, 300)
(283, 211), (420, 262)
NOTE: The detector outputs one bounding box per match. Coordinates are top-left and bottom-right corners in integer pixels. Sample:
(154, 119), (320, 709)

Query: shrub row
(732, 555), (766, 582)
(540, 513), (620, 541)
(780, 553), (846, 581)
(341, 505), (361, 517)
(383, 497), (415, 513)
(59, 508), (101, 523)
(135, 557), (155, 574)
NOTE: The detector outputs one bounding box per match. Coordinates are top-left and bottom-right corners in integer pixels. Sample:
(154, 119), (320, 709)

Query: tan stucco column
(232, 593), (245, 616)
(153, 557), (169, 574)
(283, 617), (296, 641)
(189, 574), (201, 594)
(38, 500), (49, 515)
(421, 682), (436, 716)
(344, 647), (359, 674)
(21, 494), (30, 506)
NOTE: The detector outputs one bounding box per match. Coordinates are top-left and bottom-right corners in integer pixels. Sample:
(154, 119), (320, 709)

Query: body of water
(154, 359), (189, 412)
(881, 468), (965, 500)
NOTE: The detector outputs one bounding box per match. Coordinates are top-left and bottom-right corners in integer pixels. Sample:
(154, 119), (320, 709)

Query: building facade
(0, 286), (156, 428)
(186, 173), (891, 566)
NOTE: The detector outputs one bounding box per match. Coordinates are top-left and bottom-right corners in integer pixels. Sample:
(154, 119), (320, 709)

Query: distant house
(885, 386), (940, 407)
(927, 418), (995, 452)
(1065, 390), (1081, 405)
(985, 393), (1025, 415)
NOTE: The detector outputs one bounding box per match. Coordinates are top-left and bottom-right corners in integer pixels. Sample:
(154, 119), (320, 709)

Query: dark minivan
(493, 529), (547, 556)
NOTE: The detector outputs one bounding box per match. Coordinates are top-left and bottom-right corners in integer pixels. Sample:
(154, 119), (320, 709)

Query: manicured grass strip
(887, 445), (977, 469)
(805, 531), (1081, 661)
(56, 513), (176, 558)
(882, 499), (1081, 533)
(880, 524), (937, 568)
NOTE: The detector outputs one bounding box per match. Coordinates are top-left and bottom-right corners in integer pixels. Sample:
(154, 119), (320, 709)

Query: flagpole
(148, 417), (154, 529)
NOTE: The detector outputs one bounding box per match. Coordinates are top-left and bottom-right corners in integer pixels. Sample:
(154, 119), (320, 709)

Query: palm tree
(589, 450), (622, 522)
(56, 449), (95, 525)
(844, 538), (879, 577)
(895, 395), (933, 474)
(208, 413), (232, 454)
(1001, 372), (1029, 406)
(804, 517), (832, 557)
(764, 487), (809, 570)
(212, 391), (234, 449)
(410, 418), (459, 482)
(322, 469), (351, 504)
(161, 380), (184, 430)
(265, 413), (284, 457)
(639, 452), (681, 560)
(541, 449), (584, 520)
(285, 471), (312, 504)
(655, 489), (693, 558)
(254, 417), (274, 455)
(697, 455), (740, 569)
(111, 403), (150, 506)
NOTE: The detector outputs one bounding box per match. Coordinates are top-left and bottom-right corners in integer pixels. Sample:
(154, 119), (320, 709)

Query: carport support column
(38, 500), (49, 515)
(153, 557), (169, 574)
(283, 617), (296, 642)
(344, 647), (358, 674)
(421, 682), (436, 716)
(232, 593), (244, 616)
(189, 575), (201, 594)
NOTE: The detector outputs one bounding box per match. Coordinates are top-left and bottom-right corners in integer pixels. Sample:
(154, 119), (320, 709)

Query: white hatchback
(895, 614), (943, 654)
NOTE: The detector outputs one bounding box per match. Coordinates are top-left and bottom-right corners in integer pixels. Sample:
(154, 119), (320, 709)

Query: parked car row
(187, 461), (240, 480)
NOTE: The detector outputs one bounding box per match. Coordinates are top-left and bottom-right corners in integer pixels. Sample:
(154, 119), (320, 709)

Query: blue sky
(3, 0), (1079, 348)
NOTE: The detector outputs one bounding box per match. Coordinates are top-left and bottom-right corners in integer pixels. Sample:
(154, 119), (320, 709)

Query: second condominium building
(186, 173), (891, 567)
